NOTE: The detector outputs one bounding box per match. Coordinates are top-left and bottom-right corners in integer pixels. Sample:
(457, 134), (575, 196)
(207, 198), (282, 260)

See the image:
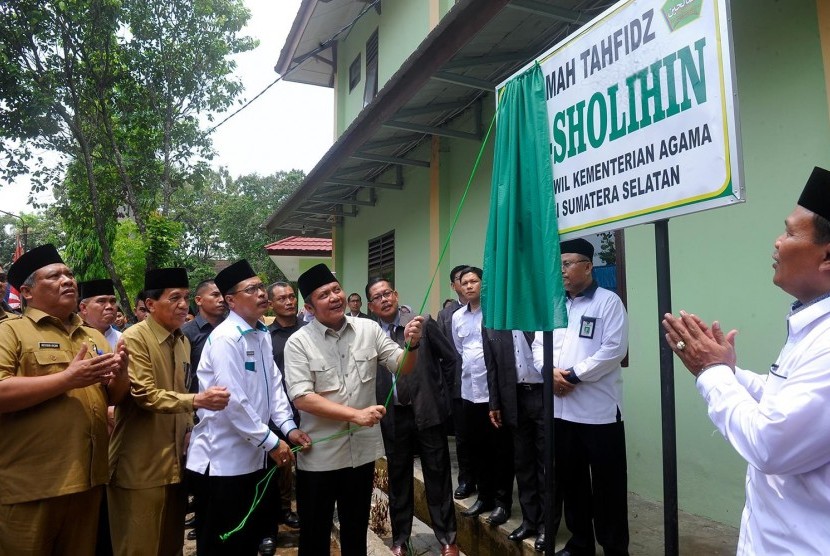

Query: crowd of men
(1, 165), (829, 556)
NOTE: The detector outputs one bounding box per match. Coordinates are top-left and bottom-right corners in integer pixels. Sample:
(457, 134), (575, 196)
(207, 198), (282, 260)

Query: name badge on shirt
(39, 342), (60, 349)
(244, 361), (256, 372)
(579, 317), (596, 339)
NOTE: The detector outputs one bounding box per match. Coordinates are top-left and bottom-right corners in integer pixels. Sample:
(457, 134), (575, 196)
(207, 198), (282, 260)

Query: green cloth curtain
(482, 63), (568, 332)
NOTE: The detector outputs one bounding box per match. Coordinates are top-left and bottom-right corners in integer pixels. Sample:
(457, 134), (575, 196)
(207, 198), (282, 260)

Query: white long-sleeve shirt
(532, 283), (628, 424)
(452, 304), (489, 403)
(186, 310), (297, 476)
(696, 295), (830, 555)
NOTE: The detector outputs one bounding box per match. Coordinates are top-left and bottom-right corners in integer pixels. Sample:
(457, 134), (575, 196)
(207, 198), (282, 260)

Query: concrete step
(404, 436), (739, 556)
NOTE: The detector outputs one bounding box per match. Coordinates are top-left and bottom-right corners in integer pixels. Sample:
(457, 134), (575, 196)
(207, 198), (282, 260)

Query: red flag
(7, 236), (23, 309)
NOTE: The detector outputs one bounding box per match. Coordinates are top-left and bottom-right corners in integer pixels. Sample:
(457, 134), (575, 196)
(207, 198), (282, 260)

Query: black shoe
(486, 506), (509, 526)
(186, 529), (197, 541)
(534, 532), (546, 552)
(184, 516), (196, 528)
(508, 524), (538, 541)
(461, 499), (494, 517)
(555, 550), (585, 556)
(259, 537), (276, 556)
(282, 510), (300, 529)
(453, 482), (477, 499)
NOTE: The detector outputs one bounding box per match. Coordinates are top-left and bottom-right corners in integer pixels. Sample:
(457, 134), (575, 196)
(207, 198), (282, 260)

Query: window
(368, 230), (395, 283)
(349, 53), (361, 92)
(363, 30), (379, 107)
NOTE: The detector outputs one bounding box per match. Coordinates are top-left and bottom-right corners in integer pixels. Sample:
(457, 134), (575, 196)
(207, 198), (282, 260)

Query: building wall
(330, 0), (830, 526)
(334, 0), (432, 136)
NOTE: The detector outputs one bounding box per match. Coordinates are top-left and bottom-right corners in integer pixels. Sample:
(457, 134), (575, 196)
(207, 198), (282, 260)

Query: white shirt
(696, 295), (830, 555)
(186, 311), (297, 476)
(512, 330), (541, 384)
(452, 304), (489, 403)
(532, 283), (628, 424)
(104, 326), (121, 350)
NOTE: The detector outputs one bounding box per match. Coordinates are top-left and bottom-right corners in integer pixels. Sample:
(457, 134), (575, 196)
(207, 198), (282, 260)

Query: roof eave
(275, 0), (319, 76)
(264, 0), (511, 234)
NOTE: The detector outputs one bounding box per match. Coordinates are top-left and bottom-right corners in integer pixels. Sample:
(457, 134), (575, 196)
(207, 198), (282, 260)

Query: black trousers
(190, 467), (278, 556)
(296, 462), (374, 556)
(556, 418), (629, 556)
(510, 385), (547, 530)
(463, 400), (513, 509)
(384, 406), (457, 546)
(451, 397), (476, 487)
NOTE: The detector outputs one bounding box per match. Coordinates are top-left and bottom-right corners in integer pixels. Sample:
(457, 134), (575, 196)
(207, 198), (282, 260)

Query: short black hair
(458, 266), (482, 281)
(135, 291), (147, 305)
(365, 277), (392, 300)
(450, 264), (468, 283)
(194, 279), (215, 296)
(267, 281), (292, 301)
(348, 292), (362, 302)
(144, 288), (164, 301)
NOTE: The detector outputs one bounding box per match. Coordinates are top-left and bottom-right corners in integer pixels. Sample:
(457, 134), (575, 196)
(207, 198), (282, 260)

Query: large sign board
(498, 0), (743, 238)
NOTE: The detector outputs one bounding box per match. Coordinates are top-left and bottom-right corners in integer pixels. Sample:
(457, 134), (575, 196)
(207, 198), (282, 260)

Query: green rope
(220, 110), (499, 542)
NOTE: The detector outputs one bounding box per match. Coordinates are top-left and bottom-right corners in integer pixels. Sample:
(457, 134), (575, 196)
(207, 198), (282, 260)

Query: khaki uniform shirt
(109, 316), (194, 489)
(0, 309), (111, 504)
(283, 316), (404, 472)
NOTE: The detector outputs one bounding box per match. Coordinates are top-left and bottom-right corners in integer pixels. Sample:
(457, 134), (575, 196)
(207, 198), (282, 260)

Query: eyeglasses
(561, 259), (590, 270)
(229, 283), (267, 296)
(369, 290), (396, 304)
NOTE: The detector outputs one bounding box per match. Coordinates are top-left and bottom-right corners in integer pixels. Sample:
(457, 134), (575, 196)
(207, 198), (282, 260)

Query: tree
(0, 0), (255, 310)
(217, 170), (305, 283)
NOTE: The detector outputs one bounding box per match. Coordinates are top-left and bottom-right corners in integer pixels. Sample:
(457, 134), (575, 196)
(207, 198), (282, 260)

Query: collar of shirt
(194, 313), (221, 331)
(567, 280), (598, 300)
(308, 315), (353, 338)
(24, 307), (84, 334)
(379, 312), (401, 336)
(146, 314), (184, 344)
(464, 303), (481, 315)
(222, 310), (268, 336)
(788, 293), (830, 336)
(268, 318), (302, 333)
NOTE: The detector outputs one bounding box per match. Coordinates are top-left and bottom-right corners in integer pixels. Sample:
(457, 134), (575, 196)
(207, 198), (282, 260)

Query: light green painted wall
(334, 0), (430, 135)
(624, 0), (830, 524)
(330, 0), (830, 526)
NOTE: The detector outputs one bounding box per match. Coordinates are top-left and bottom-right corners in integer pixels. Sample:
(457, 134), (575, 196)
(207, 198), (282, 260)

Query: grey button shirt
(283, 316), (404, 472)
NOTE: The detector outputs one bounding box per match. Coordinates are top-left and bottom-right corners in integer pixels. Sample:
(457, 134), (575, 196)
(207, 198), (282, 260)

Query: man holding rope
(283, 263), (423, 556)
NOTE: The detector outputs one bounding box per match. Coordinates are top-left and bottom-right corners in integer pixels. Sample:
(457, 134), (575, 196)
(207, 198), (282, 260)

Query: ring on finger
(676, 340), (686, 351)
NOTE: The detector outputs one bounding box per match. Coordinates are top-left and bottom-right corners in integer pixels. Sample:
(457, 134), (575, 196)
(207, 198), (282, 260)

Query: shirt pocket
(30, 349), (73, 377)
(309, 358), (341, 393)
(351, 347), (378, 383)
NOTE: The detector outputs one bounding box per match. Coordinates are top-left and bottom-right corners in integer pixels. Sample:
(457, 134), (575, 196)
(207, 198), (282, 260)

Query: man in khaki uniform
(0, 244), (129, 555)
(108, 268), (230, 556)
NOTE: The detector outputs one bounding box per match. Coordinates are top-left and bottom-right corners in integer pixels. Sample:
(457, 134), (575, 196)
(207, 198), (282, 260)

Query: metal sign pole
(542, 330), (555, 556)
(655, 219), (679, 555)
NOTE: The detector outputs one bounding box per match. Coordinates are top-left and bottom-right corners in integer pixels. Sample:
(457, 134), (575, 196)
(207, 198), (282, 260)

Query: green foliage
(146, 212), (184, 269)
(598, 231), (617, 266)
(112, 220), (146, 302)
(216, 170), (305, 284)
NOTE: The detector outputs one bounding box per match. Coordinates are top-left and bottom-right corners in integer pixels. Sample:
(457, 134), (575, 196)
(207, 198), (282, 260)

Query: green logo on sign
(662, 0), (703, 31)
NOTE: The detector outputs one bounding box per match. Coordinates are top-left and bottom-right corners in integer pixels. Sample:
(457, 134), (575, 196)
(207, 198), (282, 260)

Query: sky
(2, 0), (333, 216)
